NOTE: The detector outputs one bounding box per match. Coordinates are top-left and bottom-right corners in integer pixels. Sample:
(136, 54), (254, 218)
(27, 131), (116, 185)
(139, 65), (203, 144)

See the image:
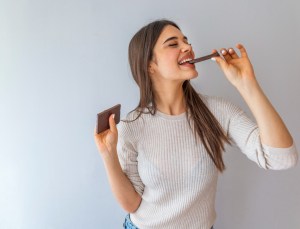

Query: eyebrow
(163, 36), (188, 44)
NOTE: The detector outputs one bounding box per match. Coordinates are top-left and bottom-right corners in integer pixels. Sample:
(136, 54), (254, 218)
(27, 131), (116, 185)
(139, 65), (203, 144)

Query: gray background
(0, 0), (299, 228)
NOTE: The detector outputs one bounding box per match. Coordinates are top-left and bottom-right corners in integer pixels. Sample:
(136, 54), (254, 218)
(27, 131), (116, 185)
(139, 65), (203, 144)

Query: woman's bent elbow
(123, 195), (142, 213)
(268, 154), (298, 170)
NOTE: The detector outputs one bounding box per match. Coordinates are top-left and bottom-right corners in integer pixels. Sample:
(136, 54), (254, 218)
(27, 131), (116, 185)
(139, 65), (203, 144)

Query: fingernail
(112, 114), (115, 119)
(211, 58), (216, 61)
(229, 48), (233, 53)
(221, 50), (226, 55)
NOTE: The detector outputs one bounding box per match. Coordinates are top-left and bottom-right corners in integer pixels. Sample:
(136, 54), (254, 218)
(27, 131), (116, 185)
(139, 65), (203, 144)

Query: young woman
(94, 19), (298, 229)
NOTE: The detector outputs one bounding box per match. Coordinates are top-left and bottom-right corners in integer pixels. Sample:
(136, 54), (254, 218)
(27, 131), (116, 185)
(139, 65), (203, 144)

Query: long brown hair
(126, 19), (231, 172)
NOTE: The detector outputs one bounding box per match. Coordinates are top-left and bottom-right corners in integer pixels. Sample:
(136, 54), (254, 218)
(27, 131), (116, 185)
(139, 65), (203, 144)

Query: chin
(188, 71), (198, 80)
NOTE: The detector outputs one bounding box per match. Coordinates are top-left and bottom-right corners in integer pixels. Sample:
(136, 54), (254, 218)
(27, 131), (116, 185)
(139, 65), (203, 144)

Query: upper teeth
(179, 58), (192, 64)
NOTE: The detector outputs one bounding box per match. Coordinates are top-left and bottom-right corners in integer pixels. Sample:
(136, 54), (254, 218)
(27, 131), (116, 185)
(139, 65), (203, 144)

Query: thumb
(211, 50), (227, 69)
(109, 114), (117, 134)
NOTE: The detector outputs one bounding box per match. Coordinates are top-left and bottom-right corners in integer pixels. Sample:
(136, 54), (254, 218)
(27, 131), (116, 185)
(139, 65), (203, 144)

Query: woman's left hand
(212, 43), (257, 89)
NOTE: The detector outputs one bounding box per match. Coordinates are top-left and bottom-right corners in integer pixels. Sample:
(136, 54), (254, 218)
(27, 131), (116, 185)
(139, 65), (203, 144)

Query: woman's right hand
(94, 114), (118, 157)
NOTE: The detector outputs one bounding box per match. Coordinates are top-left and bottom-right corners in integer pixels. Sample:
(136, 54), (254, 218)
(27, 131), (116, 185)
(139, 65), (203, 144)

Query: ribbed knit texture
(117, 95), (298, 229)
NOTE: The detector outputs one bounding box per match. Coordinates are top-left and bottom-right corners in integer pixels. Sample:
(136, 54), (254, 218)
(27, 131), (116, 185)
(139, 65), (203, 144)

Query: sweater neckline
(155, 110), (187, 120)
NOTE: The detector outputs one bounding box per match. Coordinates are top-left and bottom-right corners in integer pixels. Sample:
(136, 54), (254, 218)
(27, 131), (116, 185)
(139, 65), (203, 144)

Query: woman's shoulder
(198, 93), (243, 117)
(198, 93), (230, 107)
(118, 108), (148, 140)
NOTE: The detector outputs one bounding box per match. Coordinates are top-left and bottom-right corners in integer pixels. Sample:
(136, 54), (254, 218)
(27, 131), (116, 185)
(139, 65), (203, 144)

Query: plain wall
(0, 0), (299, 228)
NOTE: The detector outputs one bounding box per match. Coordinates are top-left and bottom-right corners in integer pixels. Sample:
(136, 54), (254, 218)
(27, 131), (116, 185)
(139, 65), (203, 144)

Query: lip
(178, 53), (194, 65)
(179, 62), (195, 69)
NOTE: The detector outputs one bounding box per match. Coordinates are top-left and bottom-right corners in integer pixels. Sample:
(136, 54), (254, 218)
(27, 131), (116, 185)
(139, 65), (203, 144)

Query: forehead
(157, 25), (185, 43)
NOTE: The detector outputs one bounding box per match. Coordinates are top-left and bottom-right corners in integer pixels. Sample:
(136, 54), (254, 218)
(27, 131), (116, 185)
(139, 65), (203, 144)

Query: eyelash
(169, 43), (192, 47)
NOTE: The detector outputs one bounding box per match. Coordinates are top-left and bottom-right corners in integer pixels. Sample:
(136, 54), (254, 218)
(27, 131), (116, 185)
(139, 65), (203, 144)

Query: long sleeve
(224, 98), (298, 170)
(117, 121), (145, 196)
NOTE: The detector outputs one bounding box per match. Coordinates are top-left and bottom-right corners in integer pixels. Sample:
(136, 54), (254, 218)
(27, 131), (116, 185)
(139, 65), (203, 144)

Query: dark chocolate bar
(188, 52), (220, 64)
(96, 104), (121, 134)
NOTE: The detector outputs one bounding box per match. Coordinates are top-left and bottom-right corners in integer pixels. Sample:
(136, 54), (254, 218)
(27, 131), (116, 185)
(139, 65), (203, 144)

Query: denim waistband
(123, 214), (214, 229)
(123, 214), (139, 229)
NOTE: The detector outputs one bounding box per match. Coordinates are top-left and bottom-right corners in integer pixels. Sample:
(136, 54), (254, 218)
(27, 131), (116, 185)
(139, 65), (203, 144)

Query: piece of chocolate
(188, 52), (220, 64)
(96, 104), (121, 134)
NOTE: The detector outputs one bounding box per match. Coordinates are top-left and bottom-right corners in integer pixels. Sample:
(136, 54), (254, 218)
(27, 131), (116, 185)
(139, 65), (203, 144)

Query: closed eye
(169, 43), (192, 47)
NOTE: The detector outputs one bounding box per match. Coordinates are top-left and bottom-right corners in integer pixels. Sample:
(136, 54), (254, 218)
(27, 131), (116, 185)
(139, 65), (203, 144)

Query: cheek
(158, 61), (179, 78)
(161, 49), (178, 63)
(157, 53), (179, 76)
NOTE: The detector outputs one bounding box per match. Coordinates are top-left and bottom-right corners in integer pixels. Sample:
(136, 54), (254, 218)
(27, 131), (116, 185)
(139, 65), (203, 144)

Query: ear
(148, 62), (155, 75)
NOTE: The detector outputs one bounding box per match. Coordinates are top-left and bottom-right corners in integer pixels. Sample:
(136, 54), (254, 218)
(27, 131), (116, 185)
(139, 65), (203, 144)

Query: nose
(181, 43), (192, 53)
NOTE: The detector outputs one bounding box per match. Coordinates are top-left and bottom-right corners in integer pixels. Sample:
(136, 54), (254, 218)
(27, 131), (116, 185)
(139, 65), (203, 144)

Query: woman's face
(149, 25), (198, 82)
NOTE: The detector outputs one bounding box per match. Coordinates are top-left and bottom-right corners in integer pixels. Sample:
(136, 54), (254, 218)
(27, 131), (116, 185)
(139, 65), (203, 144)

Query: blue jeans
(123, 214), (139, 229)
(123, 214), (214, 229)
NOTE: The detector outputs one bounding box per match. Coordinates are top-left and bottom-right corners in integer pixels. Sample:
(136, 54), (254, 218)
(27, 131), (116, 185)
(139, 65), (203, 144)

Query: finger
(236, 43), (248, 58)
(94, 127), (104, 146)
(220, 48), (232, 62)
(94, 126), (103, 136)
(94, 126), (102, 141)
(228, 48), (239, 59)
(109, 114), (117, 134)
(211, 54), (228, 70)
(94, 126), (108, 137)
(94, 126), (105, 136)
(212, 49), (218, 54)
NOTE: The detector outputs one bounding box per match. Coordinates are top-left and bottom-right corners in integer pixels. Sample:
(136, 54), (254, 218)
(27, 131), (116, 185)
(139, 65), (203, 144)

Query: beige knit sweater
(117, 95), (298, 229)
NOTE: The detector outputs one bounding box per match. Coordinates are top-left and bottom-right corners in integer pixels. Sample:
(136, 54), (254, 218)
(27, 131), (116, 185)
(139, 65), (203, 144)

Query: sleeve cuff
(262, 142), (297, 155)
(261, 142), (298, 170)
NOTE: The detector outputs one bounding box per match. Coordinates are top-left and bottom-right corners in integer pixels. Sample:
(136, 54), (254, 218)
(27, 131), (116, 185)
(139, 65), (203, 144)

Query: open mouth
(179, 58), (193, 65)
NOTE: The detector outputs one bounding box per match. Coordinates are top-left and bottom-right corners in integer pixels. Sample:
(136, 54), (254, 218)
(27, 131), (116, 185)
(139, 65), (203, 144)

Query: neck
(153, 81), (186, 115)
